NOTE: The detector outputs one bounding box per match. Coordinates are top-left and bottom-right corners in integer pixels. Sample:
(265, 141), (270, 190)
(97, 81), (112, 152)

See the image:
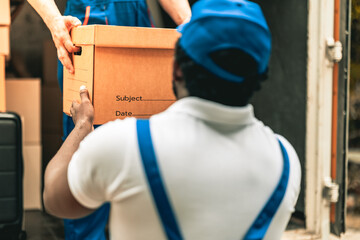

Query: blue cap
(177, 0), (271, 83)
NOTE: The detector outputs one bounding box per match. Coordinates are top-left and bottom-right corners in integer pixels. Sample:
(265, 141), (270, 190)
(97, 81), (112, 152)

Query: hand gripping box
(63, 25), (180, 125)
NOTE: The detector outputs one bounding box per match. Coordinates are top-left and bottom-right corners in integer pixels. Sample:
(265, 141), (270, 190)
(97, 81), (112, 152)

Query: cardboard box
(0, 0), (10, 26)
(0, 0), (10, 56)
(0, 55), (5, 112)
(23, 144), (42, 210)
(0, 26), (9, 56)
(64, 25), (180, 124)
(6, 79), (41, 144)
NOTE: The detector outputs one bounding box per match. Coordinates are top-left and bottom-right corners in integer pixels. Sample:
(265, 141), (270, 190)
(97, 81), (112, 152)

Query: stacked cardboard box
(0, 0), (10, 112)
(6, 79), (42, 210)
(5, 41), (63, 210)
(64, 25), (180, 124)
(0, 56), (5, 112)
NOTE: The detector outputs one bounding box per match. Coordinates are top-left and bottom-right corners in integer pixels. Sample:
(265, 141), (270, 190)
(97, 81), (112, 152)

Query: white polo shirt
(68, 97), (301, 240)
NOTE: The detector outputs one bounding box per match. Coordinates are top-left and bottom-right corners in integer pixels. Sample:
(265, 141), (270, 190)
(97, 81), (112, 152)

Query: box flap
(71, 25), (96, 45)
(0, 0), (10, 25)
(72, 25), (180, 49)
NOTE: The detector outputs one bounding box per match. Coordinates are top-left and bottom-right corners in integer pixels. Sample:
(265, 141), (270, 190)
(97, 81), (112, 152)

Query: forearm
(158, 0), (191, 25)
(27, 0), (62, 31)
(43, 120), (94, 219)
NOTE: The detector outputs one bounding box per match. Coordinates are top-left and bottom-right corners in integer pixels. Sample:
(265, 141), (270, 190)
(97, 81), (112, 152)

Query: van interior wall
(250, 0), (308, 217)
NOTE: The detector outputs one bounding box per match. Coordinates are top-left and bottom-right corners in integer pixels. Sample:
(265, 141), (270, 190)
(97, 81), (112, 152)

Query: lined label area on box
(114, 95), (176, 118)
(115, 95), (175, 102)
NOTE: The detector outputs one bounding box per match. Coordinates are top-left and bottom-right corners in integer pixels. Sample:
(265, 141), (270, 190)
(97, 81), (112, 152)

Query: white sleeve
(67, 118), (136, 209)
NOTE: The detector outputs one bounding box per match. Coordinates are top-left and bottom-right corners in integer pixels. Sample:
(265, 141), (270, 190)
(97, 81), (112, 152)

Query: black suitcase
(0, 112), (26, 240)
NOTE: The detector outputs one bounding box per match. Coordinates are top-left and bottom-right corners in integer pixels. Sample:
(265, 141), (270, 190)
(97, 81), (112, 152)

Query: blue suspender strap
(243, 139), (290, 240)
(137, 118), (289, 240)
(136, 119), (184, 240)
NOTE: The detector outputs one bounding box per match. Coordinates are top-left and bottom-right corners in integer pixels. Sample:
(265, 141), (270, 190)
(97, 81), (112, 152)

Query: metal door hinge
(323, 177), (339, 203)
(326, 37), (343, 62)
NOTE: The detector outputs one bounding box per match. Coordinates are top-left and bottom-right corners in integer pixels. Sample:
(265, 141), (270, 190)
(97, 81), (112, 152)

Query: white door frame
(306, 0), (335, 239)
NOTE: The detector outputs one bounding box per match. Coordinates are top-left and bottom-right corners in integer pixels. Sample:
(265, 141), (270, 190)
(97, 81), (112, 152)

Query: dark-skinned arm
(43, 87), (95, 219)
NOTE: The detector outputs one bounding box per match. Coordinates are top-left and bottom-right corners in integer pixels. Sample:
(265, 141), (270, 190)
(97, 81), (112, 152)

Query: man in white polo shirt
(43, 0), (301, 239)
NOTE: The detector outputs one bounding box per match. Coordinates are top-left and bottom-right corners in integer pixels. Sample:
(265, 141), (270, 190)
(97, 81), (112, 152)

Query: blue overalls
(136, 119), (290, 240)
(57, 1), (152, 239)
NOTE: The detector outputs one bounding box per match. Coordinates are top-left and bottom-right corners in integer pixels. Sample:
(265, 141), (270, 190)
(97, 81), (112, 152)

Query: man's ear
(173, 60), (184, 83)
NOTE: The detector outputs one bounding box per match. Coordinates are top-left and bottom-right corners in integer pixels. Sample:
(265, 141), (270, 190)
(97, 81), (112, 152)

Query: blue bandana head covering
(178, 0), (271, 83)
